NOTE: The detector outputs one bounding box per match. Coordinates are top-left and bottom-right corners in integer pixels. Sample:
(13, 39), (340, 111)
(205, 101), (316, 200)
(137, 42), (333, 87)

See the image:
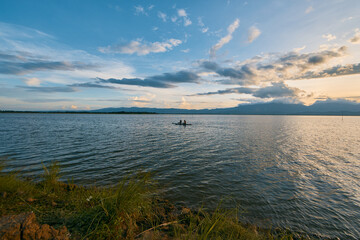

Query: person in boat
(183, 120), (187, 125)
(179, 120), (182, 125)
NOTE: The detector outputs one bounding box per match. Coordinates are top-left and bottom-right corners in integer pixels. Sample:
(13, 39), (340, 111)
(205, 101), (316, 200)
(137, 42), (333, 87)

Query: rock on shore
(0, 212), (69, 240)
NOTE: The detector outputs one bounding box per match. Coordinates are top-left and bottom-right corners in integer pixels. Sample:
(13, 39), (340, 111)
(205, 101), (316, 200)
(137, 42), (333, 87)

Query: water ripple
(0, 113), (359, 239)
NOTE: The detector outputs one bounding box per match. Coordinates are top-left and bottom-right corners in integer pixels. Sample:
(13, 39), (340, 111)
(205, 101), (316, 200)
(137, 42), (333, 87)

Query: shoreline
(0, 162), (338, 239)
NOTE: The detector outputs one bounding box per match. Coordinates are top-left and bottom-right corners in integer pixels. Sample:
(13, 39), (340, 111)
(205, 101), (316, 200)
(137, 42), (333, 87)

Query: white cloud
(201, 28), (209, 33)
(129, 93), (156, 107)
(177, 9), (192, 26)
(179, 96), (191, 109)
(171, 16), (177, 22)
(198, 17), (209, 33)
(148, 5), (154, 11)
(322, 34), (336, 41)
(184, 18), (192, 26)
(152, 26), (159, 31)
(158, 11), (167, 22)
(134, 5), (145, 15)
(209, 18), (240, 59)
(108, 5), (121, 12)
(305, 6), (314, 14)
(25, 77), (41, 86)
(349, 28), (360, 44)
(293, 46), (306, 53)
(99, 39), (182, 56)
(319, 44), (332, 51)
(178, 9), (187, 17)
(247, 26), (261, 43)
(198, 17), (204, 27)
(181, 49), (190, 53)
(341, 16), (353, 22)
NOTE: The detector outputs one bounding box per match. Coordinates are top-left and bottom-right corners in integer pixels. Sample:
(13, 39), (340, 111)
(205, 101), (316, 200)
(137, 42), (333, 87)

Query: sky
(0, 0), (360, 111)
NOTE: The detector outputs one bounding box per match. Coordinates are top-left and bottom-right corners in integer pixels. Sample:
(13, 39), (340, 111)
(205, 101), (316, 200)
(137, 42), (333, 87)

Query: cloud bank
(0, 54), (96, 75)
(69, 82), (117, 89)
(200, 46), (350, 86)
(192, 82), (304, 100)
(19, 86), (77, 93)
(98, 70), (200, 88)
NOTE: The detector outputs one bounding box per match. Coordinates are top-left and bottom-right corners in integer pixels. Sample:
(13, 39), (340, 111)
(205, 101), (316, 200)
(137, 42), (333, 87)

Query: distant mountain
(307, 99), (360, 113)
(93, 99), (360, 115)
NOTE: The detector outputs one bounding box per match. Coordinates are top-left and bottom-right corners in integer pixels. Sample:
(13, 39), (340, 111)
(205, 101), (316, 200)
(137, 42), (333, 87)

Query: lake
(1, 113), (359, 239)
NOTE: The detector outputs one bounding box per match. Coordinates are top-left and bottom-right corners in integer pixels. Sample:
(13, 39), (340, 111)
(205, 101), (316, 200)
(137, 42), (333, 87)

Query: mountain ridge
(92, 100), (360, 115)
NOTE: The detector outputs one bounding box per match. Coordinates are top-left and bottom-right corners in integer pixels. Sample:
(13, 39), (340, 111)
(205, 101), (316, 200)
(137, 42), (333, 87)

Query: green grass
(0, 159), (307, 240)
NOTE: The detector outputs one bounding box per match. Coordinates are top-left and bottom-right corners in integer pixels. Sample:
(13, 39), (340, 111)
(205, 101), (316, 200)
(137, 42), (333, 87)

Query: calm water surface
(1, 113), (359, 239)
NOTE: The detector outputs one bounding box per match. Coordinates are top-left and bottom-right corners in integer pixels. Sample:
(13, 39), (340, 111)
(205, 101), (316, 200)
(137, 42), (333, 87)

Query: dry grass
(0, 158), (304, 239)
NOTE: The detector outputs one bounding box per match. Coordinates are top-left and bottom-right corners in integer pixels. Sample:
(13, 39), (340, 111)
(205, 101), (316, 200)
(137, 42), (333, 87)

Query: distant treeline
(0, 110), (157, 114)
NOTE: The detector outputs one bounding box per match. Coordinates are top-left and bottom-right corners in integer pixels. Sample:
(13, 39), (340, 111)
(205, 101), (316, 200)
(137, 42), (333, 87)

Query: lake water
(1, 113), (359, 239)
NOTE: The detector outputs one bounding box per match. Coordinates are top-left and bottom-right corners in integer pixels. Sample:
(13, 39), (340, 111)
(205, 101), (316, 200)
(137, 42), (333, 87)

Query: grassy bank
(0, 161), (304, 239)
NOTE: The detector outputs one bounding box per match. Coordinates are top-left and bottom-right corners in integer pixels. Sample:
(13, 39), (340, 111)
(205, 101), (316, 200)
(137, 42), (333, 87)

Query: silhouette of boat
(172, 123), (192, 125)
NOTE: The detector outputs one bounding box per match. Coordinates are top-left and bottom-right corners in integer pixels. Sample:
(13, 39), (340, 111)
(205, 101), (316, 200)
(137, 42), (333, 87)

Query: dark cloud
(69, 82), (117, 89)
(252, 82), (302, 98)
(0, 61), (96, 75)
(98, 70), (200, 88)
(216, 67), (245, 79)
(200, 61), (257, 85)
(279, 47), (345, 63)
(131, 99), (150, 103)
(279, 46), (346, 70)
(192, 82), (303, 99)
(0, 51), (41, 60)
(199, 47), (349, 85)
(258, 65), (275, 70)
(200, 61), (219, 71)
(95, 99), (124, 102)
(300, 63), (360, 79)
(193, 87), (254, 96)
(308, 55), (325, 64)
(147, 70), (200, 83)
(313, 98), (359, 104)
(350, 35), (360, 44)
(0, 52), (97, 75)
(98, 77), (173, 88)
(349, 30), (360, 44)
(307, 48), (346, 65)
(22, 98), (73, 103)
(19, 86), (77, 93)
(0, 52), (23, 61)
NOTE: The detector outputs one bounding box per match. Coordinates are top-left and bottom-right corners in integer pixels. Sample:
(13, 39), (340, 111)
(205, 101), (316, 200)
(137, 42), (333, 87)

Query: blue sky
(0, 0), (360, 110)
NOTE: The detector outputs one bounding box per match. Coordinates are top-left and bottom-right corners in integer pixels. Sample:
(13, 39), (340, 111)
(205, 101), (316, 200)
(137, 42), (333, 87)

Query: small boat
(172, 123), (192, 126)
